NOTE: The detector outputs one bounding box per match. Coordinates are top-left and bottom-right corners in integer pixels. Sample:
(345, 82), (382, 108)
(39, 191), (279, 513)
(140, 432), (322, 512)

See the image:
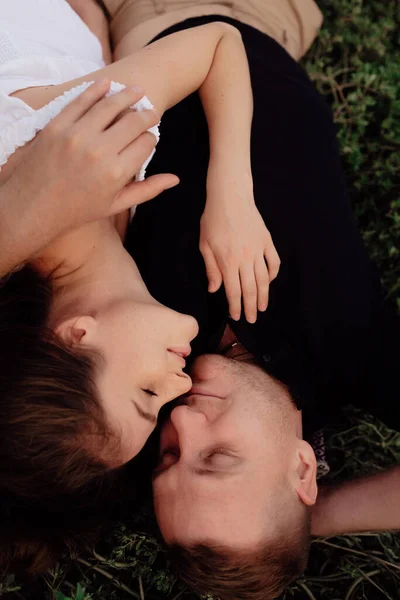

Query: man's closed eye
(153, 448), (241, 479)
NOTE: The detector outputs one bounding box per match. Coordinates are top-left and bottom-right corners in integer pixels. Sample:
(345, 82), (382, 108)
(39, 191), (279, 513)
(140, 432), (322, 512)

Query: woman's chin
(180, 373), (193, 394)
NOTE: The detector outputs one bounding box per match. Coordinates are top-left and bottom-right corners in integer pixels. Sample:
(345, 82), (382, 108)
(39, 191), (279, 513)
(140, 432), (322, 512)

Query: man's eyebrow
(133, 401), (157, 424)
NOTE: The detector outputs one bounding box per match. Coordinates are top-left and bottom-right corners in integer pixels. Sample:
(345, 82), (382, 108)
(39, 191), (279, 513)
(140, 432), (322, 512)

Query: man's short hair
(167, 507), (311, 600)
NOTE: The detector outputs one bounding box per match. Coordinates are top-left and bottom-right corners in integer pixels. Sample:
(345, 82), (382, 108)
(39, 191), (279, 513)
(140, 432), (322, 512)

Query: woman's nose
(176, 311), (199, 341)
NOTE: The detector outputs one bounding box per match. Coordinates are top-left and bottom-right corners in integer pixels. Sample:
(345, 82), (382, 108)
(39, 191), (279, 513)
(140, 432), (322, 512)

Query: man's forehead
(153, 470), (244, 500)
(156, 485), (267, 546)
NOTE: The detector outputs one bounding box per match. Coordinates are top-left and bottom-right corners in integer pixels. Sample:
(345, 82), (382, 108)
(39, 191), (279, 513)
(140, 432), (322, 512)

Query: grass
(2, 1), (400, 598)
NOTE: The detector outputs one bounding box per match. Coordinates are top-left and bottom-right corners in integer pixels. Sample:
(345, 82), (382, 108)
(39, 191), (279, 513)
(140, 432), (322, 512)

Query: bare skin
(312, 467), (400, 536)
(0, 82), (177, 277)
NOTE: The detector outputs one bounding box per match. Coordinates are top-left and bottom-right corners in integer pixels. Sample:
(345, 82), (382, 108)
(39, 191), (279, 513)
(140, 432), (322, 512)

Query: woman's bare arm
(13, 23), (247, 117)
(66, 0), (112, 64)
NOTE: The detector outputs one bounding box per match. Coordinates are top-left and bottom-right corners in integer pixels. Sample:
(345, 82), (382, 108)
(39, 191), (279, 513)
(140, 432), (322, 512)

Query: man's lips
(184, 387), (224, 400)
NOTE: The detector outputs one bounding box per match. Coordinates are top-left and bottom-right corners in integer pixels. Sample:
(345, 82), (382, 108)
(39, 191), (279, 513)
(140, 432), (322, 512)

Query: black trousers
(126, 16), (399, 433)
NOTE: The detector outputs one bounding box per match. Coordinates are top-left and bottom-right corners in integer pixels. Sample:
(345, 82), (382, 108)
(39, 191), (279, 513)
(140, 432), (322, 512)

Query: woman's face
(75, 297), (199, 463)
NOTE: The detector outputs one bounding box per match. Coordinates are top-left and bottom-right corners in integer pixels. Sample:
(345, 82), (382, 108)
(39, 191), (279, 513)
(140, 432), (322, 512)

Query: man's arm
(311, 467), (400, 536)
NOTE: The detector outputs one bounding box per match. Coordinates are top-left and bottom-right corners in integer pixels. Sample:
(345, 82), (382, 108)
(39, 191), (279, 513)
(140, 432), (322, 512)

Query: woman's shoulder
(0, 0), (104, 69)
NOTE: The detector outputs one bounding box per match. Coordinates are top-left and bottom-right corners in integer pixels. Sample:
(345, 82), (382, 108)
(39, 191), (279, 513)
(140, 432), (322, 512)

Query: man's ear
(55, 316), (97, 347)
(294, 440), (318, 506)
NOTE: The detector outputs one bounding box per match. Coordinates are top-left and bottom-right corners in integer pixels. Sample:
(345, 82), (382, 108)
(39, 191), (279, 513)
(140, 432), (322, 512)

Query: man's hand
(200, 178), (280, 324)
(0, 79), (178, 276)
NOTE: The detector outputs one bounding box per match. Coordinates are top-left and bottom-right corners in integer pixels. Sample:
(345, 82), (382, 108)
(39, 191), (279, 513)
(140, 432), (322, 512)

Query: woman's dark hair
(0, 266), (120, 575)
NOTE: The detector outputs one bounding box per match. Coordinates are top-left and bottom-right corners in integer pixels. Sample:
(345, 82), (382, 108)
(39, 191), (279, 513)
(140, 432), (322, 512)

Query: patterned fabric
(310, 429), (330, 479)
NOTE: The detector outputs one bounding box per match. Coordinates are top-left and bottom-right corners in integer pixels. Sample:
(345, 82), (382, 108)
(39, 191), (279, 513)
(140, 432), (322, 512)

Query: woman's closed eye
(142, 388), (158, 397)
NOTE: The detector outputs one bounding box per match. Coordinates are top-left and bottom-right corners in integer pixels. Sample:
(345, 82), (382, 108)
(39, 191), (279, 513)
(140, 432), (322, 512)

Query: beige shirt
(104, 0), (323, 61)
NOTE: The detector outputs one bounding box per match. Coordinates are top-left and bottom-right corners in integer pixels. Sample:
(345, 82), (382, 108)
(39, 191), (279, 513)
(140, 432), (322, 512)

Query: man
(126, 16), (400, 600)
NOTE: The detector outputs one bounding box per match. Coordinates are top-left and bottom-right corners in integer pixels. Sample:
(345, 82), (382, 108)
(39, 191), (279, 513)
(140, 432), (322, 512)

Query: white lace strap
(0, 81), (160, 177)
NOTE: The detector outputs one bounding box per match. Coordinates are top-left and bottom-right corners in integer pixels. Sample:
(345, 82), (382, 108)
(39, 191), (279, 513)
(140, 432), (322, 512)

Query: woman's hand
(0, 80), (178, 276)
(200, 179), (280, 323)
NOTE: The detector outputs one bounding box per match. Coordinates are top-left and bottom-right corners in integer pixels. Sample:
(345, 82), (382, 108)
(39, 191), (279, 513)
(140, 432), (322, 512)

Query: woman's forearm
(13, 23), (247, 119)
(311, 467), (400, 536)
(199, 26), (254, 195)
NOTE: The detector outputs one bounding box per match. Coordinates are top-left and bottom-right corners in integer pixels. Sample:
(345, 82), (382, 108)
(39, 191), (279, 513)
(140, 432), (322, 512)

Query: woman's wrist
(206, 159), (254, 207)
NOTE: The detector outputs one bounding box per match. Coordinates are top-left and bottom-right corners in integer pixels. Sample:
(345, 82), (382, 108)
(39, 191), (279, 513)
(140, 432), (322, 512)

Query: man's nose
(190, 354), (226, 382)
(170, 404), (206, 439)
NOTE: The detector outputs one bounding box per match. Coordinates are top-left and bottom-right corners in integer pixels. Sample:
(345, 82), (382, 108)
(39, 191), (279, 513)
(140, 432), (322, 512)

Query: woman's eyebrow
(133, 400), (157, 424)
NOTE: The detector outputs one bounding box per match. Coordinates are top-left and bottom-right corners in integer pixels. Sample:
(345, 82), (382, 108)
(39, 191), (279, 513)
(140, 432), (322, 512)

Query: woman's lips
(168, 347), (191, 367)
(168, 346), (191, 358)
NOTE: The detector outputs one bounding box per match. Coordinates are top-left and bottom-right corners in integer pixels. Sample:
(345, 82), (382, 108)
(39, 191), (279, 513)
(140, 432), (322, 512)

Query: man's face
(153, 354), (310, 548)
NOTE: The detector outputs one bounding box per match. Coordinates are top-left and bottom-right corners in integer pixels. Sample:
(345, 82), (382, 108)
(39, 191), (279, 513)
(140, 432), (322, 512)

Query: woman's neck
(33, 218), (144, 326)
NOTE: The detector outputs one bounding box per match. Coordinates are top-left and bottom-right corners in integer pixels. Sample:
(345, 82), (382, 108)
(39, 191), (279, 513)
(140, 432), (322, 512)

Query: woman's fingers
(239, 263), (258, 324)
(254, 257), (270, 312)
(110, 174), (179, 214)
(264, 237), (281, 281)
(119, 131), (158, 182)
(200, 243), (223, 293)
(104, 109), (160, 153)
(53, 78), (111, 126)
(83, 84), (149, 131)
(223, 266), (242, 322)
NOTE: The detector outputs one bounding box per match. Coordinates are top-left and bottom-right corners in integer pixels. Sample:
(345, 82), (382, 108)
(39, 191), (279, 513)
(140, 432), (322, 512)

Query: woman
(0, 0), (281, 573)
(0, 1), (284, 457)
(0, 0), (322, 575)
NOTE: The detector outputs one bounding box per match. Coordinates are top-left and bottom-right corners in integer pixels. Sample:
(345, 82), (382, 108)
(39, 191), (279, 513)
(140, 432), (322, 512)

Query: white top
(0, 0), (159, 181)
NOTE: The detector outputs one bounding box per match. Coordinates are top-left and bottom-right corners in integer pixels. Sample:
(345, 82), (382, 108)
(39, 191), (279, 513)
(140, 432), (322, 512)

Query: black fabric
(125, 15), (399, 435)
